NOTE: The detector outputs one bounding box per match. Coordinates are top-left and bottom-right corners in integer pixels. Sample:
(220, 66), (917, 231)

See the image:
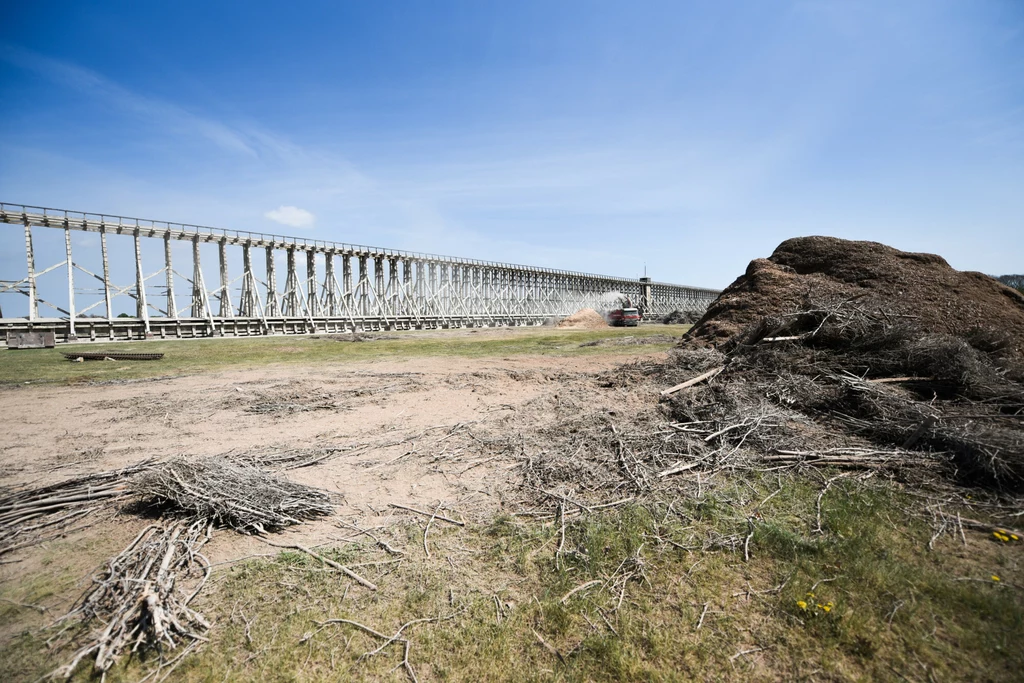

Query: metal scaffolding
(0, 203), (720, 343)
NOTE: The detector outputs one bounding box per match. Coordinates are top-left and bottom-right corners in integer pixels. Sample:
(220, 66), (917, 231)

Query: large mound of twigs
(686, 236), (1024, 353)
(665, 236), (1024, 491)
(133, 456), (333, 533)
(672, 296), (1024, 490)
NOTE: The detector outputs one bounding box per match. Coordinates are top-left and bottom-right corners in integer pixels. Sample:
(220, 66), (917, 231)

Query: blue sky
(1, 0), (1022, 291)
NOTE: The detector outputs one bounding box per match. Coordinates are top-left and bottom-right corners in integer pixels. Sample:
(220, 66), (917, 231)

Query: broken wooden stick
(660, 366), (725, 397)
(867, 376), (934, 384)
(560, 579), (603, 604)
(262, 540), (377, 590)
(657, 460), (702, 478)
(388, 503), (465, 527)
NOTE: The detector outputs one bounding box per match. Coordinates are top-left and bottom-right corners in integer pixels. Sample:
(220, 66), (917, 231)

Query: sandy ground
(0, 348), (663, 629)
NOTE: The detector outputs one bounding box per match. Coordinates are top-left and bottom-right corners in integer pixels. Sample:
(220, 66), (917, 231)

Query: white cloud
(265, 205), (316, 228)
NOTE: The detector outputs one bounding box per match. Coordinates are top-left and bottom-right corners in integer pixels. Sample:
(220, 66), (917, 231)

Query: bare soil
(0, 349), (660, 624)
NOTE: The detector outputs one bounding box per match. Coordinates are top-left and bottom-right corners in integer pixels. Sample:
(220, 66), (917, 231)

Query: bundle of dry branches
(132, 457), (333, 534)
(51, 520), (212, 678)
(4, 457), (338, 678)
(0, 461), (154, 555)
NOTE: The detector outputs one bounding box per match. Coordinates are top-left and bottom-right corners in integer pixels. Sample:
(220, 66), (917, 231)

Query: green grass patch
(0, 325), (690, 386)
(8, 475), (1018, 682)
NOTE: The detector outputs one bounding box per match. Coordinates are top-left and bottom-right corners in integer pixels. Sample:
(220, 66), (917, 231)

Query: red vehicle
(607, 307), (641, 327)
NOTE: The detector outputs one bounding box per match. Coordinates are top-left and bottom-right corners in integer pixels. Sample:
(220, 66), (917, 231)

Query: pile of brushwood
(669, 236), (1024, 491)
(497, 237), (1023, 514)
(667, 295), (1024, 489)
(660, 309), (702, 324)
(1, 456), (340, 678)
(133, 457), (333, 533)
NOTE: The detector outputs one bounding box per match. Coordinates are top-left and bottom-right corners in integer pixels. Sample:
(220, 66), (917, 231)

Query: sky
(1, 0), (1022, 297)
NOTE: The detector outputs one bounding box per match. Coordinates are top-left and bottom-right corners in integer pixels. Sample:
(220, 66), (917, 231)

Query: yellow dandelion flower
(993, 531), (1003, 539)
(806, 592), (815, 598)
(1012, 534), (1020, 541)
(992, 575), (1001, 582)
(796, 600), (808, 610)
(821, 605), (832, 613)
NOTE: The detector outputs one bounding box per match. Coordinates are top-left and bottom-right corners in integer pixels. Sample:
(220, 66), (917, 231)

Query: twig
(729, 646), (763, 662)
(535, 488), (593, 513)
(336, 519), (405, 556)
(314, 615), (441, 682)
(598, 609), (619, 636)
(743, 518), (754, 562)
(953, 577), (1023, 590)
(0, 596), (47, 613)
(532, 628), (564, 663)
(810, 576), (840, 592)
(262, 541), (377, 590)
(556, 503), (566, 569)
(423, 502), (442, 559)
(388, 503), (465, 527)
(695, 602), (710, 630)
(754, 474), (784, 511)
(814, 474), (848, 534)
(559, 580), (603, 604)
(660, 366), (725, 397)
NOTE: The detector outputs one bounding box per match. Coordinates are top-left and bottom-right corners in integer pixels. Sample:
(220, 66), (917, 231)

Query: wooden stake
(660, 366), (725, 397)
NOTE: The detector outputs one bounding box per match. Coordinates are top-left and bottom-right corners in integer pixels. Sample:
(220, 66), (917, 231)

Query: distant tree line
(996, 274), (1024, 294)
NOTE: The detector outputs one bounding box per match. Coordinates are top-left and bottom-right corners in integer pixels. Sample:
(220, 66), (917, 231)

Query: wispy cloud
(2, 43), (265, 157)
(265, 205), (316, 229)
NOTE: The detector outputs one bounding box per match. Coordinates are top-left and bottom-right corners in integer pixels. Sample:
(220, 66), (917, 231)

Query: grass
(6, 475), (1020, 682)
(0, 324), (689, 385)
(3, 324), (1021, 680)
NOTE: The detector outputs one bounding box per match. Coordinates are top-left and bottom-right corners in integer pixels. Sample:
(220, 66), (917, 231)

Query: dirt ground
(0, 345), (661, 626)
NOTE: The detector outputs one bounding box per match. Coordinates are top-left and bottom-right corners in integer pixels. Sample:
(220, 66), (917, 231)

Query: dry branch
(0, 461), (154, 555)
(560, 579), (604, 604)
(388, 503), (465, 527)
(314, 614), (453, 682)
(261, 541), (377, 590)
(660, 366), (725, 397)
(133, 457), (332, 534)
(52, 520), (212, 678)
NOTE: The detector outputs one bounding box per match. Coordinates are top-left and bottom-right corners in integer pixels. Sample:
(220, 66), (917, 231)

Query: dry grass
(2, 316), (1022, 681)
(0, 325), (691, 386)
(5, 476), (1020, 681)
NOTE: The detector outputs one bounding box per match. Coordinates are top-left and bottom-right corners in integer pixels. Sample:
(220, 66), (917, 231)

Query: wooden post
(134, 228), (151, 335)
(24, 222), (37, 320)
(164, 233), (177, 318)
(265, 245), (278, 317)
(306, 250), (319, 316)
(324, 251), (337, 316)
(100, 227), (113, 320)
(64, 227), (77, 338)
(192, 237), (204, 318)
(240, 243), (254, 317)
(218, 238), (231, 317)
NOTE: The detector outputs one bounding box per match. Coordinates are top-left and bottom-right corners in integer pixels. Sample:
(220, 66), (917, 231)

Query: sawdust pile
(685, 236), (1024, 354)
(558, 308), (609, 330)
